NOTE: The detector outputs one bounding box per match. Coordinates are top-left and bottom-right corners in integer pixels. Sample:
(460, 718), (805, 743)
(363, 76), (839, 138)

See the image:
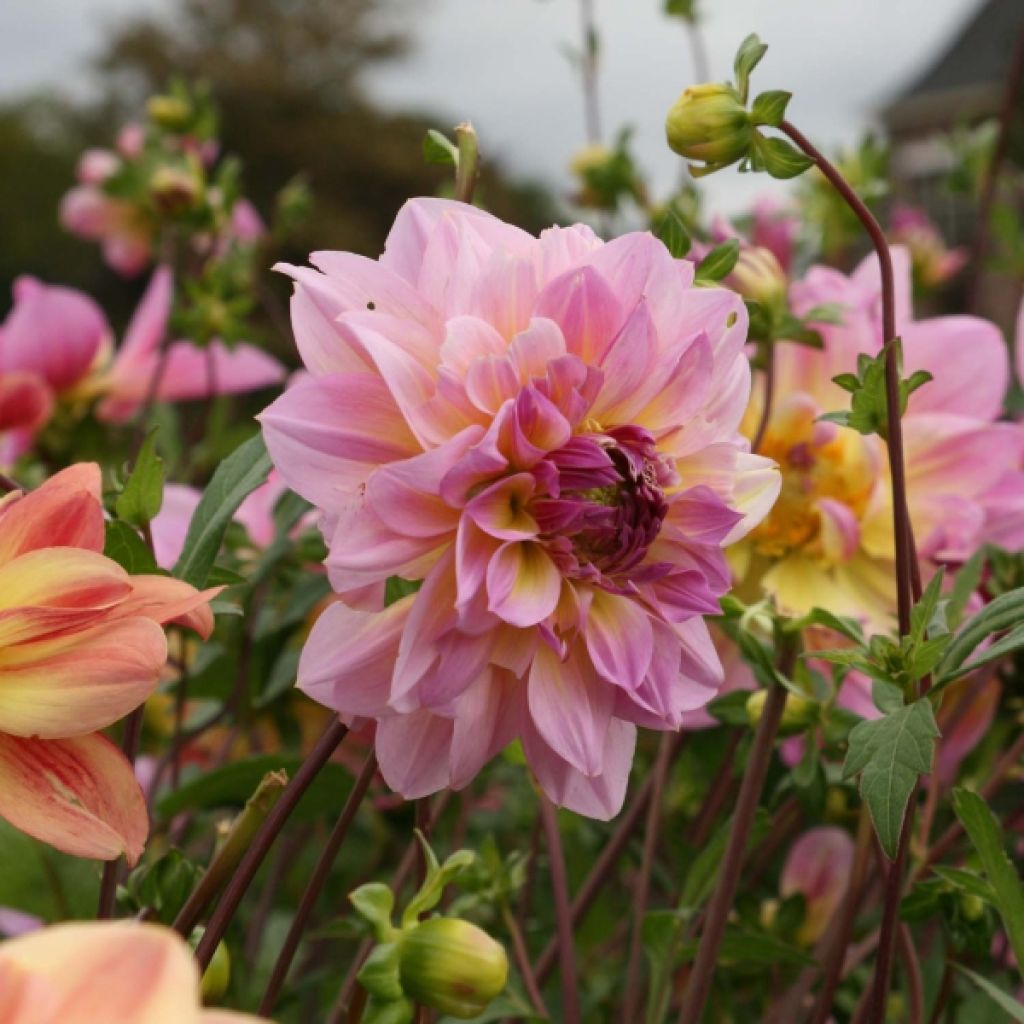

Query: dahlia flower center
(748, 413), (875, 563)
(534, 425), (673, 579)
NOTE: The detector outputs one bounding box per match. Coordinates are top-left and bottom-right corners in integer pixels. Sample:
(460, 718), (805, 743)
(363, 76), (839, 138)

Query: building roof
(883, 0), (1024, 135)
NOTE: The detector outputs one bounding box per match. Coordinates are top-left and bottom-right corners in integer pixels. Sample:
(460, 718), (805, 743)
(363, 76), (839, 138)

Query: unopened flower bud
(665, 84), (752, 172)
(147, 95), (192, 132)
(727, 245), (788, 311)
(745, 689), (816, 735)
(960, 893), (986, 922)
(398, 917), (508, 1020)
(201, 939), (231, 1002)
(149, 166), (202, 215)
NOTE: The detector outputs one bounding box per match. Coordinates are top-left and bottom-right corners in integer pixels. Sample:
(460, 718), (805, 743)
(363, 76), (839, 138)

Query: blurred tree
(0, 0), (558, 330)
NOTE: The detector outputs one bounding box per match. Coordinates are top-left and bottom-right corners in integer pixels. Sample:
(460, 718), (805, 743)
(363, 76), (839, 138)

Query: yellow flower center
(746, 396), (877, 565)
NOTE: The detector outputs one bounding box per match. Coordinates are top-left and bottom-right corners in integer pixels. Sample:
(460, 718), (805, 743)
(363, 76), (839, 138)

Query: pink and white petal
(584, 589), (654, 690)
(113, 575), (217, 639)
(439, 316), (508, 374)
(468, 251), (541, 340)
(527, 642), (613, 777)
(590, 300), (659, 419)
(380, 198), (533, 290)
(486, 541), (562, 627)
(534, 265), (623, 364)
(523, 715), (636, 820)
(0, 617), (167, 738)
(818, 497), (861, 563)
(298, 598), (411, 717)
(507, 318), (568, 381)
(0, 733), (147, 863)
(376, 710), (454, 800)
(448, 670), (520, 789)
(901, 316), (1009, 421)
(259, 373), (419, 509)
(464, 473), (539, 540)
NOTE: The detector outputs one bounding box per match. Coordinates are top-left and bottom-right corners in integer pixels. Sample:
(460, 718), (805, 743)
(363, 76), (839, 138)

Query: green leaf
(954, 964), (1024, 1021)
(733, 33), (768, 103)
(358, 941), (404, 1001)
(752, 135), (814, 179)
(871, 679), (904, 715)
(104, 521), (159, 574)
(750, 90), (791, 127)
(938, 586), (1024, 681)
(910, 568), (947, 647)
(363, 994), (415, 1024)
(953, 788), (1024, 977)
(402, 839), (476, 927)
(115, 430), (165, 528)
(802, 302), (846, 325)
(679, 809), (771, 910)
(948, 547), (988, 628)
(784, 607), (864, 644)
(423, 129), (458, 166)
(694, 238), (740, 283)
(941, 623), (1024, 686)
(350, 883), (396, 942)
(385, 576), (423, 607)
(663, 0), (697, 21)
(174, 433), (272, 587)
(843, 699), (940, 858)
(654, 208), (692, 259)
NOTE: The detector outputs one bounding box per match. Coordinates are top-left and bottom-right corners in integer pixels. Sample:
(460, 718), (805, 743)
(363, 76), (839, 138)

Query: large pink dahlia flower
(261, 199), (779, 818)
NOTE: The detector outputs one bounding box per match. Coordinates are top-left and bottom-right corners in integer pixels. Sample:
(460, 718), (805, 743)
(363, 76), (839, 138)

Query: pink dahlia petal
(449, 670), (520, 789)
(584, 589), (654, 690)
(527, 642), (613, 776)
(157, 340), (285, 401)
(465, 473), (539, 540)
(534, 265), (623, 365)
(902, 316), (1008, 421)
(523, 715), (636, 820)
(298, 598), (410, 718)
(486, 541), (562, 627)
(149, 484), (201, 569)
(259, 373), (419, 508)
(376, 710), (454, 799)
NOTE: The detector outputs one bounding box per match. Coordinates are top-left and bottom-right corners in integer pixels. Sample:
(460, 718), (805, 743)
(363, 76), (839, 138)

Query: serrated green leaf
(174, 434), (272, 587)
(655, 208), (692, 258)
(694, 238), (740, 283)
(871, 679), (904, 714)
(843, 699), (940, 858)
(104, 520), (160, 574)
(115, 430), (164, 528)
(832, 373), (862, 393)
(750, 89), (791, 127)
(954, 964), (1024, 1021)
(423, 129), (457, 166)
(953, 788), (1024, 978)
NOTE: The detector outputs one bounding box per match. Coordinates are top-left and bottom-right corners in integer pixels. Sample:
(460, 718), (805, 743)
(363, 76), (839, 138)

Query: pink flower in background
(0, 373), (53, 468)
(261, 198), (779, 818)
(749, 195), (800, 274)
(0, 277), (109, 394)
(889, 203), (966, 290)
(780, 826), (854, 945)
(151, 473), (289, 568)
(733, 247), (1021, 630)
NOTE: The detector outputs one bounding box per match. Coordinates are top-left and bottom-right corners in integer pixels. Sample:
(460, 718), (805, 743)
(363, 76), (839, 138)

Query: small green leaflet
(104, 520), (159, 574)
(423, 129), (458, 166)
(749, 90), (791, 128)
(821, 341), (932, 439)
(694, 238), (739, 283)
(654, 208), (692, 259)
(115, 430), (165, 528)
(843, 698), (939, 858)
(173, 433), (272, 588)
(952, 788), (1024, 979)
(732, 33), (767, 104)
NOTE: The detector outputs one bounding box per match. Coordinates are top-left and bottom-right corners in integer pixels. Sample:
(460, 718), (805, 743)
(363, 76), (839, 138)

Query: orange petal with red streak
(0, 733), (148, 863)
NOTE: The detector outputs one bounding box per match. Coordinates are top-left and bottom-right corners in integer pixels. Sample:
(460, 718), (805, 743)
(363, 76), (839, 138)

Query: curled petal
(486, 541), (561, 627)
(584, 589), (654, 690)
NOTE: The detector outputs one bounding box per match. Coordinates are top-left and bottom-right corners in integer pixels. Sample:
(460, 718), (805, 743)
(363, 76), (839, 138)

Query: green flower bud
(745, 689), (817, 735)
(397, 917), (508, 1020)
(147, 95), (193, 132)
(665, 84), (753, 174)
(960, 893), (986, 922)
(201, 939), (231, 1003)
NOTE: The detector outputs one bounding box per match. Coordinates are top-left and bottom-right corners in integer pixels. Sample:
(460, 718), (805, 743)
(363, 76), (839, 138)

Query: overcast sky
(0, 0), (983, 215)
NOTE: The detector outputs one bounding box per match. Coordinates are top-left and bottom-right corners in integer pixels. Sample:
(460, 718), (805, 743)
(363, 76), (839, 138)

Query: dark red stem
(259, 752), (377, 1015)
(194, 718), (348, 970)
